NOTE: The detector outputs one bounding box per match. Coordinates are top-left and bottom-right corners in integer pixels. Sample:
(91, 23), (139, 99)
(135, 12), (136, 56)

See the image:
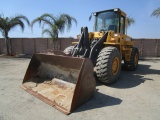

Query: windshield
(94, 11), (119, 32)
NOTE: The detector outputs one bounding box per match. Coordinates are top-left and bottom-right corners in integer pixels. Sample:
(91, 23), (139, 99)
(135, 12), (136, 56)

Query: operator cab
(94, 8), (126, 34)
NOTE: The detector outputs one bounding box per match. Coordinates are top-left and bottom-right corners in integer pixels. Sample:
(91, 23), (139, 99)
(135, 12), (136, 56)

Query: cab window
(120, 16), (125, 34)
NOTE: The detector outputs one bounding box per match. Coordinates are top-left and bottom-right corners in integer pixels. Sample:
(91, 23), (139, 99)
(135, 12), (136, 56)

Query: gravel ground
(0, 57), (160, 120)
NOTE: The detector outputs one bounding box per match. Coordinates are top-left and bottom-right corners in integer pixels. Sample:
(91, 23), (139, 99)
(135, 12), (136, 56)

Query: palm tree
(0, 14), (30, 55)
(151, 7), (160, 17)
(31, 13), (77, 40)
(126, 16), (135, 34)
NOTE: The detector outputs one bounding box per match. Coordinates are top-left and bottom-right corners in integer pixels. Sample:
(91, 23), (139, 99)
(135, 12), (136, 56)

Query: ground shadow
(97, 63), (160, 89)
(74, 91), (122, 113)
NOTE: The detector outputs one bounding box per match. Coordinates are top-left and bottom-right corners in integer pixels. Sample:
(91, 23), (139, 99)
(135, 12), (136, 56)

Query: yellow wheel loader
(21, 8), (139, 114)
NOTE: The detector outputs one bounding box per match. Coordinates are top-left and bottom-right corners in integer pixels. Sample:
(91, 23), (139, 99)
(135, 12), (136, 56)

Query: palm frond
(39, 13), (56, 22)
(151, 7), (160, 17)
(42, 28), (56, 38)
(60, 13), (77, 31)
(14, 14), (30, 26)
(126, 16), (135, 28)
(52, 25), (58, 38)
(0, 14), (30, 32)
(0, 17), (7, 30)
(32, 13), (77, 38)
(42, 28), (52, 36)
(40, 18), (54, 27)
(9, 19), (25, 32)
(54, 19), (65, 34)
(31, 17), (43, 28)
(31, 13), (55, 29)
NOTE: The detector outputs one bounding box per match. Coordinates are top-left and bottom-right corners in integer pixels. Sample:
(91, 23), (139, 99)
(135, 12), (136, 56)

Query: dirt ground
(0, 57), (160, 120)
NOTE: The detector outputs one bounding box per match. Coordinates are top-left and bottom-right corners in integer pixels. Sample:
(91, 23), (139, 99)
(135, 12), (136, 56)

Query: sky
(0, 0), (160, 38)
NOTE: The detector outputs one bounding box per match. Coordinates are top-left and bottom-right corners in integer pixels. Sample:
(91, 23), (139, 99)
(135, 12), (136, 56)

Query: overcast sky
(0, 0), (160, 38)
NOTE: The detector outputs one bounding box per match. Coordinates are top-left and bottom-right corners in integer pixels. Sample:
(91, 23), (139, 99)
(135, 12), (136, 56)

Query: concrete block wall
(0, 38), (160, 57)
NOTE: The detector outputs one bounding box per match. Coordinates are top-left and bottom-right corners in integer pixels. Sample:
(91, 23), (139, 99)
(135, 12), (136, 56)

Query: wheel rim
(112, 57), (119, 75)
(134, 53), (138, 66)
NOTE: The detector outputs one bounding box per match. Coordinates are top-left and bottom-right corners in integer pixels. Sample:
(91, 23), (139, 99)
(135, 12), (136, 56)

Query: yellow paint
(72, 42), (78, 44)
(74, 8), (136, 62)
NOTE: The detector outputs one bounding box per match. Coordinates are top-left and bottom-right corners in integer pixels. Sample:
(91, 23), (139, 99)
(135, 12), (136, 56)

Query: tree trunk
(4, 34), (11, 55)
(52, 35), (58, 50)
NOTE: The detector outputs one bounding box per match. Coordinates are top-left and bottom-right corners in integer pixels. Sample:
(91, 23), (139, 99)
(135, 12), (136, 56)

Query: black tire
(63, 46), (74, 55)
(124, 47), (139, 71)
(95, 47), (121, 84)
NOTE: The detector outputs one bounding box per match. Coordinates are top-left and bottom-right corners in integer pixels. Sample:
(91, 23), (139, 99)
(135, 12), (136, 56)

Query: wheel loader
(21, 8), (139, 114)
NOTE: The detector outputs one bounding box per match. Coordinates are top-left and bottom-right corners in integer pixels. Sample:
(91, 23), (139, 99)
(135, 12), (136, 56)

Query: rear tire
(64, 46), (74, 55)
(95, 47), (121, 84)
(124, 47), (139, 71)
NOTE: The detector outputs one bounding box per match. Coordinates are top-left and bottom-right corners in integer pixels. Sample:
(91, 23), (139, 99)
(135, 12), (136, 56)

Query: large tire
(124, 47), (139, 71)
(63, 46), (74, 55)
(95, 47), (121, 84)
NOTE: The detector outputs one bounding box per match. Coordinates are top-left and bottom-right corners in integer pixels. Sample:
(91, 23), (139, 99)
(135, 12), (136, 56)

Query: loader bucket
(21, 53), (96, 114)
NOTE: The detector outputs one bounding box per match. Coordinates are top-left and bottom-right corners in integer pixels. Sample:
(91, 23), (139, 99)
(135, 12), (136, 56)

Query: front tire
(95, 47), (121, 84)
